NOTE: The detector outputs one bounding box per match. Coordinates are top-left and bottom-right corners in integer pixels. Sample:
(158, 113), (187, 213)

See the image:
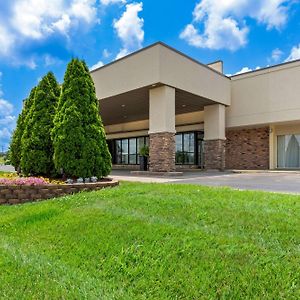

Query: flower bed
(0, 179), (119, 205)
(0, 173), (63, 185)
(0, 177), (48, 186)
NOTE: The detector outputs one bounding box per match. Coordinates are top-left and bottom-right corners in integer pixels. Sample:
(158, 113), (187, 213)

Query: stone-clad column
(204, 104), (226, 170)
(149, 86), (176, 172)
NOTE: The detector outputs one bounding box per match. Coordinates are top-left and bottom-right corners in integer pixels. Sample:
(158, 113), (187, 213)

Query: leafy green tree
(9, 87), (36, 171)
(52, 58), (111, 178)
(21, 72), (60, 176)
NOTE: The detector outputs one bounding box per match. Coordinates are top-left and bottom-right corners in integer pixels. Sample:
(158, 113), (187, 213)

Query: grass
(0, 182), (299, 299)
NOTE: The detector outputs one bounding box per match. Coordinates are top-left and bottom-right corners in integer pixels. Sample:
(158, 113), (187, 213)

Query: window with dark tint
(175, 132), (196, 165)
(110, 136), (148, 165)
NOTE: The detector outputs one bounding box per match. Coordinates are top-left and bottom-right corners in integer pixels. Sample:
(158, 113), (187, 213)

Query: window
(111, 136), (148, 165)
(129, 138), (137, 164)
(175, 132), (196, 165)
(277, 134), (300, 168)
(116, 140), (122, 164)
(121, 139), (128, 164)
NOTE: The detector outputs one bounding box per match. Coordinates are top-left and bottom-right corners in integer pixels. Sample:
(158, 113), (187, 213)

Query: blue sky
(0, 0), (300, 150)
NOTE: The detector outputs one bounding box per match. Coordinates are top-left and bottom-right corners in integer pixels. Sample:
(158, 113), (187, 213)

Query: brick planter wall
(0, 180), (119, 205)
(204, 139), (226, 170)
(226, 127), (269, 170)
(149, 132), (175, 172)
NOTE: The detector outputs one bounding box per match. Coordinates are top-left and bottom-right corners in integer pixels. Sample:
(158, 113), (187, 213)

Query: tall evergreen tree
(52, 58), (111, 178)
(9, 87), (36, 171)
(21, 72), (60, 176)
(47, 71), (61, 98)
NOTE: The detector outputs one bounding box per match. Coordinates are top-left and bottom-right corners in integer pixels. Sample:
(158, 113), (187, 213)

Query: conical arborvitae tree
(47, 71), (61, 98)
(9, 87), (36, 171)
(21, 72), (60, 176)
(52, 58), (111, 178)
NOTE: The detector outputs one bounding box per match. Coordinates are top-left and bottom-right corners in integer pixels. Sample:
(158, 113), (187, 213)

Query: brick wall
(226, 127), (269, 170)
(0, 180), (119, 205)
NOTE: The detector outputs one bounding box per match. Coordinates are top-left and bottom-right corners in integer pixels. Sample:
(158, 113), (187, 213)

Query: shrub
(52, 59), (111, 178)
(139, 145), (149, 157)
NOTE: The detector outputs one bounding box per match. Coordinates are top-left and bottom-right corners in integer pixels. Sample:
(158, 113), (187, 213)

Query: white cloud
(90, 60), (104, 71)
(180, 20), (248, 51)
(234, 66), (253, 75)
(285, 44), (300, 62)
(180, 25), (203, 48)
(0, 127), (12, 139)
(0, 116), (16, 126)
(24, 57), (37, 69)
(271, 48), (283, 62)
(0, 24), (15, 56)
(52, 14), (72, 34)
(102, 49), (111, 58)
(0, 0), (101, 66)
(0, 72), (2, 98)
(44, 54), (62, 66)
(12, 0), (64, 39)
(114, 2), (144, 59)
(115, 48), (129, 60)
(181, 0), (291, 51)
(101, 0), (126, 5)
(70, 0), (98, 24)
(11, 0), (98, 39)
(0, 73), (16, 150)
(0, 100), (14, 118)
(228, 65), (261, 76)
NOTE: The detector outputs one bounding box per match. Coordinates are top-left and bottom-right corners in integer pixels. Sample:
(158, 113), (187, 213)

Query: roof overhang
(91, 42), (231, 125)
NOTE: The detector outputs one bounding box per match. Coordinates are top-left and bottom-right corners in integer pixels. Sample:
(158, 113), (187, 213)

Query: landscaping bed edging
(0, 179), (119, 205)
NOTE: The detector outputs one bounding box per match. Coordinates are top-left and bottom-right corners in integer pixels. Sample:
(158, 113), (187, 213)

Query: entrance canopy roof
(91, 42), (231, 126)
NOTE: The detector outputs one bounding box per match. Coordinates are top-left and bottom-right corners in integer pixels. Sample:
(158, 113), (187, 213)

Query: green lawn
(0, 182), (299, 299)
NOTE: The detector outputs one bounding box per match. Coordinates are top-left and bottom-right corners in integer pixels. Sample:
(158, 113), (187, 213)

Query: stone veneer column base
(204, 139), (226, 170)
(149, 132), (175, 172)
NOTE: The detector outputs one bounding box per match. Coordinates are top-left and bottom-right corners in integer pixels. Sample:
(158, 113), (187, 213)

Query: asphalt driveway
(111, 170), (300, 194)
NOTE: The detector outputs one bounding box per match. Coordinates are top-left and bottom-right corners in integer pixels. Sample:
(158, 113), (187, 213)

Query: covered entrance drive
(91, 42), (231, 172)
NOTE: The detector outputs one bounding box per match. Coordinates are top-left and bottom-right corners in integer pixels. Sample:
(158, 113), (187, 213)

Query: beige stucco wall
(91, 43), (230, 106)
(204, 104), (226, 140)
(207, 61), (223, 73)
(159, 46), (230, 106)
(176, 111), (204, 126)
(227, 61), (300, 128)
(91, 45), (161, 99)
(269, 122), (300, 169)
(149, 86), (176, 134)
